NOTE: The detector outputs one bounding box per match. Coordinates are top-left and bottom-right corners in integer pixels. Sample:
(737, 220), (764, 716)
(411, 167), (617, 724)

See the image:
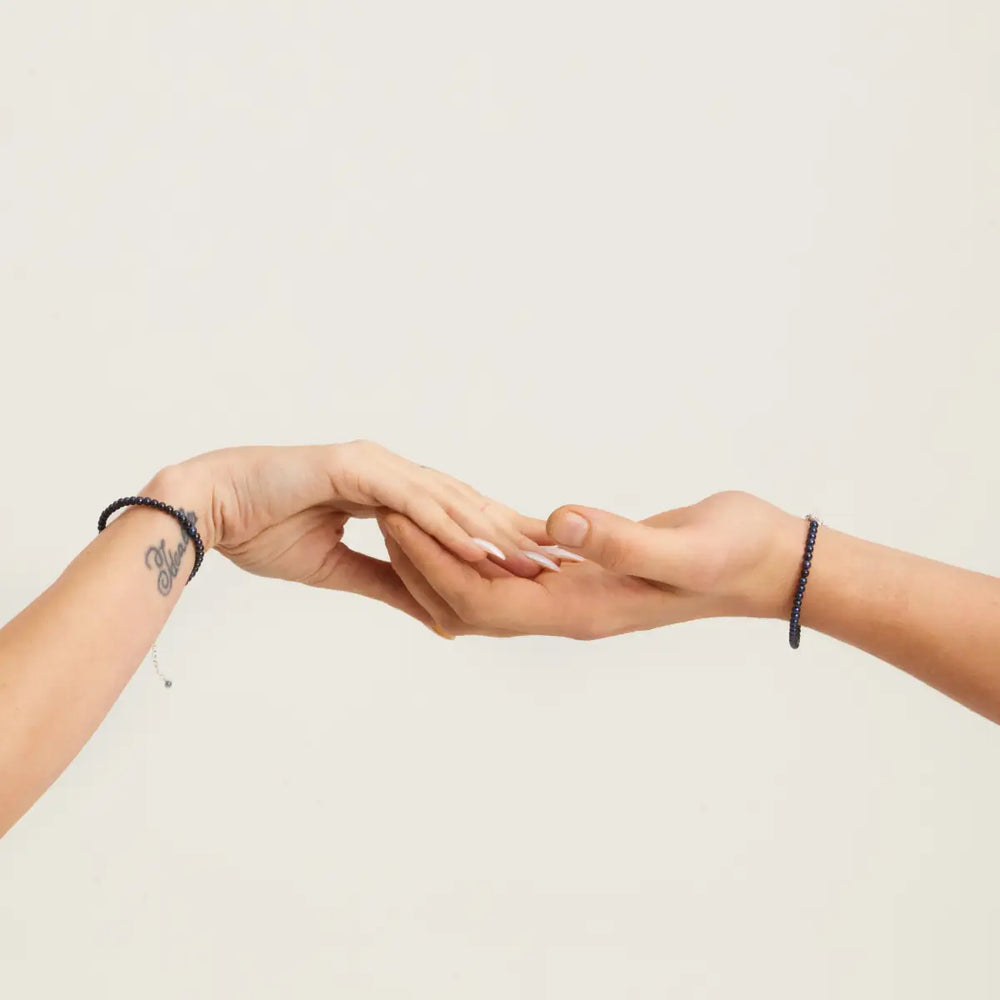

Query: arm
(379, 492), (1000, 724)
(0, 468), (207, 836)
(786, 524), (1000, 723)
(0, 441), (548, 836)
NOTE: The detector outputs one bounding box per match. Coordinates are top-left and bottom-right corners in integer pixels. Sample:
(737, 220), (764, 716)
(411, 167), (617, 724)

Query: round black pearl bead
(97, 495), (205, 583)
(789, 517), (819, 650)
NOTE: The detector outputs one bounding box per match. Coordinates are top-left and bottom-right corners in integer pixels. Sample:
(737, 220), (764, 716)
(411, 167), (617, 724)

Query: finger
(538, 545), (586, 563)
(545, 505), (696, 582)
(313, 543), (435, 626)
(398, 489), (493, 563)
(327, 442), (519, 566)
(471, 497), (564, 576)
(383, 513), (548, 634)
(515, 514), (557, 546)
(437, 487), (554, 578)
(351, 450), (494, 564)
(420, 472), (555, 570)
(379, 511), (512, 582)
(506, 515), (577, 564)
(393, 461), (557, 577)
(375, 518), (465, 636)
(435, 485), (532, 570)
(489, 508), (562, 567)
(381, 514), (550, 582)
(467, 553), (517, 581)
(383, 536), (468, 633)
(382, 511), (487, 609)
(384, 533), (516, 637)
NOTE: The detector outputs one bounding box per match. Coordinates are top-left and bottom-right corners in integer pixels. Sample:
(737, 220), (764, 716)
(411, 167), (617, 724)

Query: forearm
(0, 466), (211, 835)
(787, 524), (1000, 723)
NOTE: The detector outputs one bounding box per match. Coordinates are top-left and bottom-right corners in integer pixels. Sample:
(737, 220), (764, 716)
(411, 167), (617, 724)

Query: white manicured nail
(523, 550), (561, 572)
(540, 545), (585, 563)
(471, 538), (506, 560)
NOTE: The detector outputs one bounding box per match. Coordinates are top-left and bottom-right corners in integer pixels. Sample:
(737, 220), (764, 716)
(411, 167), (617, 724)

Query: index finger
(381, 513), (548, 634)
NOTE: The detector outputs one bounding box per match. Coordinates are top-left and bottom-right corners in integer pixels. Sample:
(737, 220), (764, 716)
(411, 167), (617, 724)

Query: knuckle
(714, 489), (752, 505)
(345, 438), (381, 458)
(426, 504), (453, 533)
(438, 490), (466, 520)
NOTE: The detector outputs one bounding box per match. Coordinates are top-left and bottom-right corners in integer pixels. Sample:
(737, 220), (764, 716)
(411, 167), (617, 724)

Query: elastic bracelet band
(97, 496), (205, 583)
(788, 516), (819, 649)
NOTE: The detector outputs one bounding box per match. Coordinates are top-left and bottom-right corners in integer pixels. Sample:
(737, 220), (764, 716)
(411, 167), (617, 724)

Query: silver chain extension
(150, 639), (172, 688)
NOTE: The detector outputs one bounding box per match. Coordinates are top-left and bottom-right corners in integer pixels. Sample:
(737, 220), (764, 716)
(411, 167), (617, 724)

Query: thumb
(315, 543), (434, 627)
(546, 505), (693, 582)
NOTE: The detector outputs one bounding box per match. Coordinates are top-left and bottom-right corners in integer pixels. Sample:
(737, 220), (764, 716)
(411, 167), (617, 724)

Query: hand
(379, 491), (807, 638)
(145, 441), (554, 623)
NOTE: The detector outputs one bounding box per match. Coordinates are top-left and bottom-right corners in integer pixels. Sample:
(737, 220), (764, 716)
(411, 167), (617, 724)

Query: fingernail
(523, 550), (561, 572)
(471, 537), (506, 560)
(540, 545), (585, 563)
(550, 511), (590, 547)
(431, 624), (456, 640)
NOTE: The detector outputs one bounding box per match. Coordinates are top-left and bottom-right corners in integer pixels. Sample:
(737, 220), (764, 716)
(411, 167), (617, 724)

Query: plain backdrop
(1, 1), (998, 997)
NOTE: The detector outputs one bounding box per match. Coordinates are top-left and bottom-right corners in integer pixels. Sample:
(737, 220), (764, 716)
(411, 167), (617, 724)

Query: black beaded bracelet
(97, 496), (205, 584)
(789, 516), (819, 649)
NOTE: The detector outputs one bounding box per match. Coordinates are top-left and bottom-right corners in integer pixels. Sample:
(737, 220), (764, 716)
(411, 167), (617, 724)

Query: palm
(217, 506), (353, 585)
(516, 561), (682, 638)
(426, 554), (699, 640)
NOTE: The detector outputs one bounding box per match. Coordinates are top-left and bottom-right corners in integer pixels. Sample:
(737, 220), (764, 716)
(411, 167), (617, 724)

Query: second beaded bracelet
(789, 516), (819, 649)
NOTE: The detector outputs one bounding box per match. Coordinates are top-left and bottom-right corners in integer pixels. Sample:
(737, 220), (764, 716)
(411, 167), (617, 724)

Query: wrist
(141, 462), (218, 552)
(746, 509), (814, 621)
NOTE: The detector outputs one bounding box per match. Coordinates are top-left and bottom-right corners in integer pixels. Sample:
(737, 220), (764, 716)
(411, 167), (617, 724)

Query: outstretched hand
(154, 441), (556, 626)
(379, 492), (806, 638)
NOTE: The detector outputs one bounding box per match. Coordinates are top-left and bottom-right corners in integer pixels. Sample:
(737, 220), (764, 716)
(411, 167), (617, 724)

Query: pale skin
(4, 462), (999, 838)
(379, 491), (1000, 725)
(0, 441), (550, 837)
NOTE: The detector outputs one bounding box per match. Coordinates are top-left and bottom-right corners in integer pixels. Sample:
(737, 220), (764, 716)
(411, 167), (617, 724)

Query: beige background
(1, 1), (999, 996)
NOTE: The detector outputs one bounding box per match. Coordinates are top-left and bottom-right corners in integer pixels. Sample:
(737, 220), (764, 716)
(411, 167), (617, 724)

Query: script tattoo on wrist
(145, 510), (199, 597)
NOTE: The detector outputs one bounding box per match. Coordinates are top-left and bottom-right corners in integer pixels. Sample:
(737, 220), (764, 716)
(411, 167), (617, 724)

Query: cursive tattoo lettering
(144, 509), (198, 597)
